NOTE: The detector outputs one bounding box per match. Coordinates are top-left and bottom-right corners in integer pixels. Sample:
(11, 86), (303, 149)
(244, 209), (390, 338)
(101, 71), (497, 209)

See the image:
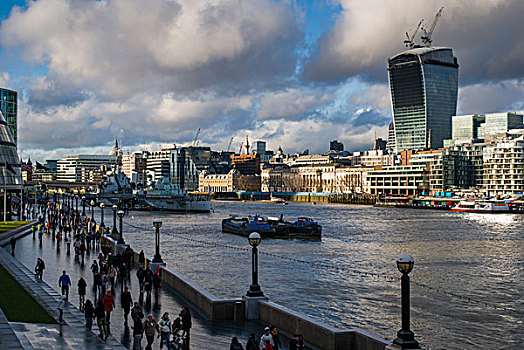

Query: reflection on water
(115, 201), (523, 350)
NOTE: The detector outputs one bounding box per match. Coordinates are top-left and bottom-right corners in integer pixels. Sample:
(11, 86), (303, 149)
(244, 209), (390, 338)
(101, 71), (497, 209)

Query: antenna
(404, 19), (424, 49)
(421, 7), (444, 47)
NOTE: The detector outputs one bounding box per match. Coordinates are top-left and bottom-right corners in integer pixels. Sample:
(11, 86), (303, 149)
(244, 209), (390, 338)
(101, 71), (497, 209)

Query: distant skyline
(0, 0), (523, 162)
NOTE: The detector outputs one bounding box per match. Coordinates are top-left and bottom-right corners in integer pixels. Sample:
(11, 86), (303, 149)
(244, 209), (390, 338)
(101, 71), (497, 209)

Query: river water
(112, 201), (523, 350)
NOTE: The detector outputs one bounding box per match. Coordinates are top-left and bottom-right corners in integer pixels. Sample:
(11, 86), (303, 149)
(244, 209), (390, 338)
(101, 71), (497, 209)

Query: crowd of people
(230, 328), (305, 350)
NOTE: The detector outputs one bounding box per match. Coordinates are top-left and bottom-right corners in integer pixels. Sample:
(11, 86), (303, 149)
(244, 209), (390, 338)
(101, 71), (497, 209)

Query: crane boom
(421, 7), (444, 47)
(404, 19), (424, 49)
(226, 137), (233, 152)
(193, 128), (201, 146)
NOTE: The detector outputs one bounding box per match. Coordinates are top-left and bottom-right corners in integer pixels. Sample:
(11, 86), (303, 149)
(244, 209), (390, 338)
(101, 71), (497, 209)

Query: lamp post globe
(247, 232), (263, 297)
(152, 219), (163, 263)
(117, 210), (125, 244)
(99, 203), (105, 228)
(90, 200), (95, 222)
(81, 196), (86, 216)
(112, 205), (118, 235)
(393, 253), (420, 350)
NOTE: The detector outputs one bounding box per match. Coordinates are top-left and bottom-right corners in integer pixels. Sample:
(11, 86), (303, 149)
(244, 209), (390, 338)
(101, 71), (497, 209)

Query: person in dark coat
(77, 277), (87, 308)
(180, 306), (192, 345)
(121, 287), (133, 326)
(270, 326), (282, 350)
(245, 333), (258, 350)
(84, 299), (95, 330)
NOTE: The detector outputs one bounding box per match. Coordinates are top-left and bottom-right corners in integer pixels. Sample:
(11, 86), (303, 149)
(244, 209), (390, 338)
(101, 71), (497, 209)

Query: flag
(35, 161), (48, 171)
(21, 161), (32, 173)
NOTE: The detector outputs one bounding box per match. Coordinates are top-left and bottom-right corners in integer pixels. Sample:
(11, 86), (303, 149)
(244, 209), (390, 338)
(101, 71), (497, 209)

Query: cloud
(0, 0), (301, 98)
(304, 0), (524, 84)
(458, 79), (524, 114)
(256, 88), (332, 121)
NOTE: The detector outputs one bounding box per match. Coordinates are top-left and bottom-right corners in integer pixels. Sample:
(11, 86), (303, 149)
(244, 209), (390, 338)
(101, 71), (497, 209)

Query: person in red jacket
(102, 290), (116, 334)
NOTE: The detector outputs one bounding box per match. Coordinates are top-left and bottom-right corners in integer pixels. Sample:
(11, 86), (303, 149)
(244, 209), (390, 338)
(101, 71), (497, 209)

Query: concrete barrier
(101, 234), (241, 320)
(259, 300), (391, 350)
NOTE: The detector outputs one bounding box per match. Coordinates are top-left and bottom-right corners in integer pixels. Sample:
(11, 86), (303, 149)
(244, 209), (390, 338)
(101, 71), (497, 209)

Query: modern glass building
(0, 88), (17, 146)
(388, 47), (458, 151)
(481, 112), (523, 138)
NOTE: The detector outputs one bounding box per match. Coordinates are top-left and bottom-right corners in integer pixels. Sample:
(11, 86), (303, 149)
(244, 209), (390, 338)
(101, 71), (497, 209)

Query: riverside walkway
(8, 229), (293, 349)
(0, 229), (127, 349)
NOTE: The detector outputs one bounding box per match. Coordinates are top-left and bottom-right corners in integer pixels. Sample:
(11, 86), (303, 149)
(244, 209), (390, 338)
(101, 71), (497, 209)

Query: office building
(483, 138), (524, 196)
(329, 140), (344, 152)
(0, 88), (17, 146)
(388, 47), (458, 151)
(57, 155), (116, 183)
(481, 112), (523, 139)
(122, 152), (147, 186)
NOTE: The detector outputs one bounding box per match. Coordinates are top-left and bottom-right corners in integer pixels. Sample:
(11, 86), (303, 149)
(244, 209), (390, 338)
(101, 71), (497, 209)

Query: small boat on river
(260, 196), (287, 204)
(451, 200), (511, 213)
(222, 215), (321, 239)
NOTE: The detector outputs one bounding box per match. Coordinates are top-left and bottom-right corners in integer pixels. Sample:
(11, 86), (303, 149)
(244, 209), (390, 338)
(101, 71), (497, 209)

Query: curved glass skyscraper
(388, 47), (458, 151)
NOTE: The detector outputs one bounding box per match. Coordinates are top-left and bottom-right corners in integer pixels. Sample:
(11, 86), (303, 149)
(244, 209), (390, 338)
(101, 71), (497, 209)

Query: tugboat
(221, 215), (321, 239)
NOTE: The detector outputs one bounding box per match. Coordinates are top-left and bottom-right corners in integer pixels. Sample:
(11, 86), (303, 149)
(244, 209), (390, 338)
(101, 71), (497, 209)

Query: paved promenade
(0, 233), (127, 349)
(9, 229), (290, 349)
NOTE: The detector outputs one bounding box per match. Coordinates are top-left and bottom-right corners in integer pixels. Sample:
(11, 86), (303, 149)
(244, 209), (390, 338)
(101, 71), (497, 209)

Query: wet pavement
(10, 229), (288, 349)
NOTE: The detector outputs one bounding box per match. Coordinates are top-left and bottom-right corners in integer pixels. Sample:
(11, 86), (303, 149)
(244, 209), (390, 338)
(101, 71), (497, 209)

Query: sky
(1, 0), (523, 162)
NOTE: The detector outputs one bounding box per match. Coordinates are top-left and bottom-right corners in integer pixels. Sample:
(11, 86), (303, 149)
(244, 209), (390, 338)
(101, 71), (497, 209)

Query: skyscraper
(0, 88), (17, 146)
(388, 47), (458, 151)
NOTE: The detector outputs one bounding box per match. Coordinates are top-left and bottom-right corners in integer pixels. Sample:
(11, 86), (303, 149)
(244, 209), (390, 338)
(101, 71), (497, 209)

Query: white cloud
(1, 0), (299, 97)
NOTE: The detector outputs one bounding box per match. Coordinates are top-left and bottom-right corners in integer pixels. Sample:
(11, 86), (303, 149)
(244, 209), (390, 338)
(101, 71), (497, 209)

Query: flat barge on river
(222, 215), (322, 240)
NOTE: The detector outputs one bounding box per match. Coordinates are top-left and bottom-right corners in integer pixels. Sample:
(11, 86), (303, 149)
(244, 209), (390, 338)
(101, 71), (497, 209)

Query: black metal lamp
(117, 209), (125, 244)
(152, 219), (163, 263)
(112, 205), (118, 235)
(393, 253), (420, 350)
(99, 203), (105, 228)
(82, 196), (86, 216)
(247, 232), (264, 297)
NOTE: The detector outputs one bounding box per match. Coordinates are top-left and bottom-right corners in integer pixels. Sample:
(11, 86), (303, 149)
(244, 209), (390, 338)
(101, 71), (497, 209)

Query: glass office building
(388, 47), (458, 151)
(0, 88), (17, 146)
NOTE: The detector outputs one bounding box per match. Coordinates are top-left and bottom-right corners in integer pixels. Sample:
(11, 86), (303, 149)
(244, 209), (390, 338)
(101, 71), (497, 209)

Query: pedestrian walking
(180, 306), (192, 345)
(136, 267), (145, 293)
(230, 337), (245, 350)
(10, 236), (16, 256)
(144, 270), (153, 298)
(246, 333), (258, 350)
(132, 315), (144, 350)
(108, 264), (117, 290)
(270, 326), (282, 350)
(101, 272), (108, 296)
(57, 295), (66, 324)
(102, 290), (115, 334)
(95, 299), (108, 340)
(262, 340), (274, 350)
(121, 286), (133, 326)
(143, 314), (157, 350)
(138, 250), (145, 268)
(84, 299), (95, 330)
(158, 312), (172, 350)
(131, 302), (144, 326)
(34, 258), (45, 280)
(260, 327), (273, 348)
(91, 260), (99, 277)
(58, 270), (72, 300)
(78, 277), (87, 308)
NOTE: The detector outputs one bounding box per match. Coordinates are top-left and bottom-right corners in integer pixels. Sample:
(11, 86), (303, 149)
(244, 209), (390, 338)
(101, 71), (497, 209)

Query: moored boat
(451, 200), (511, 213)
(222, 215), (321, 239)
(260, 196), (287, 204)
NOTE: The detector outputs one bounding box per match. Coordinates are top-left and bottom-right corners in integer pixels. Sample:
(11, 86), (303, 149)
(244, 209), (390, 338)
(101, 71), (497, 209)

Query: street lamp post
(247, 232), (263, 297)
(90, 200), (95, 223)
(99, 203), (105, 228)
(393, 253), (420, 350)
(82, 196), (86, 216)
(117, 210), (125, 244)
(112, 205), (118, 235)
(152, 219), (163, 263)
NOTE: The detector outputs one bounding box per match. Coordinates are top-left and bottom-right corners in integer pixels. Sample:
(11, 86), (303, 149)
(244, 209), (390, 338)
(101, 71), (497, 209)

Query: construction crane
(238, 141), (244, 154)
(192, 128), (200, 146)
(226, 137), (234, 152)
(404, 19), (424, 49)
(421, 7), (444, 47)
